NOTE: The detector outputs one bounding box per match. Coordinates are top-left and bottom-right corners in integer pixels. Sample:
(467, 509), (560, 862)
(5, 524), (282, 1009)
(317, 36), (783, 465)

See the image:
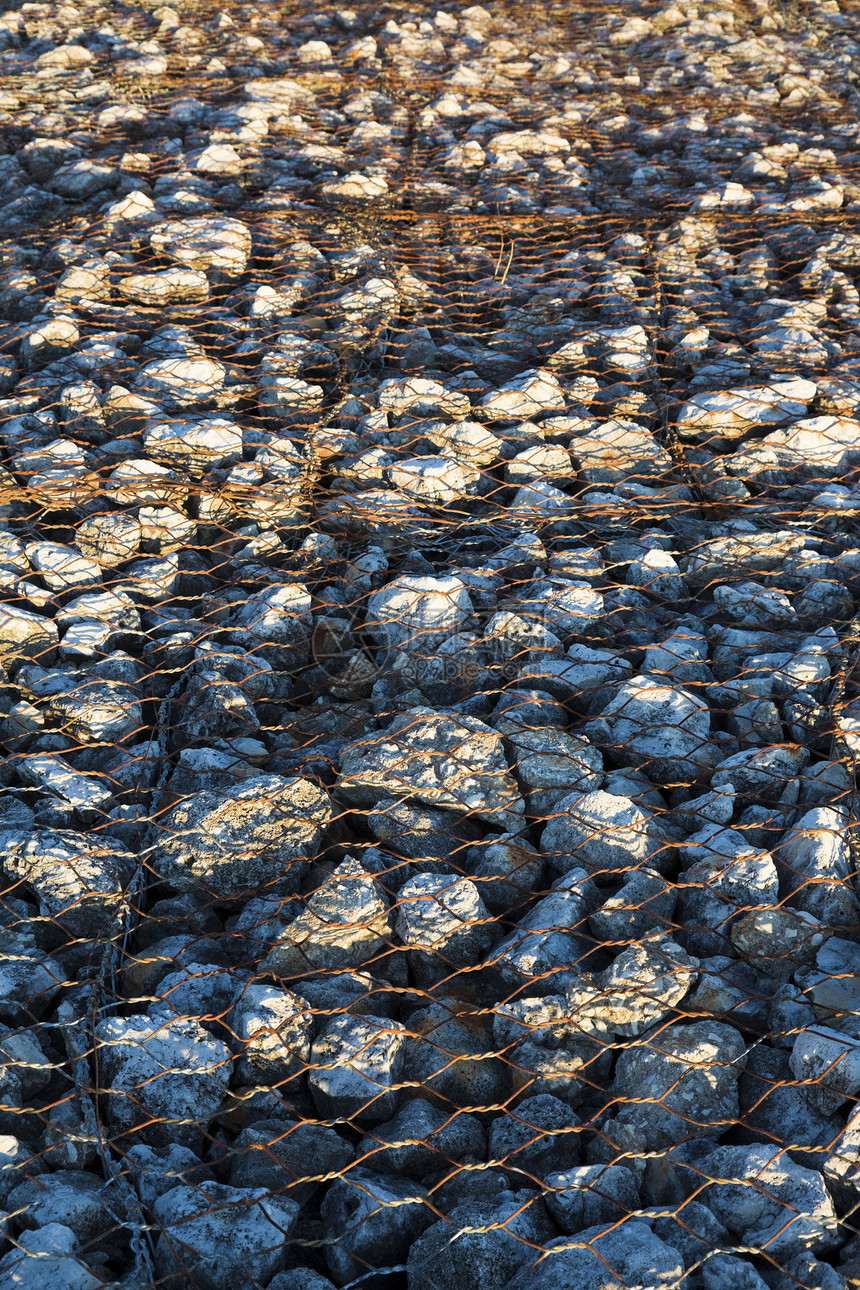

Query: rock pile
(0, 0), (860, 1286)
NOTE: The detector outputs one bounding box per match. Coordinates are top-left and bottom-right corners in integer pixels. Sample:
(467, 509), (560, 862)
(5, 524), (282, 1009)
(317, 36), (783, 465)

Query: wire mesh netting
(3, 0), (860, 1287)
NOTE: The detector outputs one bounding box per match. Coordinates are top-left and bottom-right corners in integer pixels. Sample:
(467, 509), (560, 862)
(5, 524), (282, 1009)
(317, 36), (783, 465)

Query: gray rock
(26, 541), (101, 593)
(153, 1182), (298, 1290)
(263, 858), (391, 979)
(43, 676), (143, 743)
(541, 789), (673, 876)
(681, 531), (809, 589)
(713, 581), (797, 629)
(741, 415), (860, 482)
(705, 1143), (838, 1258)
(506, 728), (603, 817)
(359, 1098), (485, 1179)
(570, 418), (672, 484)
(790, 1025), (860, 1116)
(0, 1134), (44, 1205)
(126, 1141), (208, 1208)
(769, 1253), (847, 1290)
(338, 706), (525, 830)
(0, 604), (58, 668)
(8, 1170), (114, 1251)
(587, 674), (718, 783)
(406, 1004), (510, 1111)
(506, 1220), (684, 1290)
(543, 1163), (640, 1232)
(75, 512), (141, 566)
(270, 1273), (337, 1290)
(481, 369), (566, 422)
(366, 574), (473, 653)
(676, 379), (814, 439)
(642, 629), (713, 689)
(0, 1224), (103, 1290)
(152, 774), (330, 900)
(179, 669), (259, 742)
(611, 1021), (747, 1150)
(777, 806), (860, 924)
(487, 1094), (580, 1180)
(510, 578), (604, 639)
(738, 1045), (842, 1167)
(395, 873), (495, 985)
(17, 753), (114, 824)
(367, 798), (481, 870)
(649, 1200), (731, 1271)
(565, 938), (698, 1038)
(321, 1168), (432, 1285)
(509, 1035), (613, 1107)
(685, 954), (769, 1030)
(489, 870), (597, 990)
(118, 267), (209, 305)
(231, 983), (313, 1090)
(378, 377), (471, 420)
(770, 984), (819, 1051)
(407, 1198), (547, 1290)
(492, 690), (568, 734)
(430, 419), (502, 466)
(145, 416), (243, 472)
(96, 1013), (232, 1148)
(820, 1102), (860, 1208)
(677, 844), (779, 957)
(107, 458), (185, 507)
(228, 1119), (354, 1202)
(150, 216), (252, 281)
(310, 1014), (407, 1123)
(798, 935), (860, 1020)
(0, 828), (135, 939)
(257, 371), (324, 429)
(0, 934), (62, 1021)
(465, 835), (544, 915)
(220, 583), (312, 667)
(589, 868), (677, 942)
(388, 455), (480, 504)
(701, 1254), (770, 1289)
(627, 548), (689, 602)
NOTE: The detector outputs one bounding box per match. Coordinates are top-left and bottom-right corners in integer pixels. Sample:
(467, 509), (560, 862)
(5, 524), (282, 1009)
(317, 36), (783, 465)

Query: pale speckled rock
(95, 1013), (232, 1148)
(366, 574), (473, 652)
(262, 858), (392, 978)
(153, 1182), (298, 1290)
(395, 873), (495, 985)
(790, 1026), (860, 1116)
(150, 216), (252, 280)
(152, 774), (331, 900)
(230, 982), (313, 1088)
(587, 674), (719, 783)
(705, 1143), (838, 1258)
(338, 707), (525, 830)
(676, 379), (815, 439)
(0, 604), (58, 666)
(309, 1014), (407, 1123)
(610, 1021), (747, 1150)
(541, 789), (673, 876)
(0, 828), (135, 938)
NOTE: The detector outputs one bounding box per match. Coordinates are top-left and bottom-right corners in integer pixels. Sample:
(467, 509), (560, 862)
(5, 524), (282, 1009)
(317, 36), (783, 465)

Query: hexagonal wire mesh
(2, 0), (860, 1287)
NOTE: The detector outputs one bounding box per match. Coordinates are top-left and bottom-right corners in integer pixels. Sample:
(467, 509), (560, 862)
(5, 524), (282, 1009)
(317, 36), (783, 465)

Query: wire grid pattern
(1, 0), (860, 1287)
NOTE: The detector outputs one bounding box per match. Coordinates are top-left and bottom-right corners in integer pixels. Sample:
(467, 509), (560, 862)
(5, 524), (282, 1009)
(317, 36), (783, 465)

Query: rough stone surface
(152, 775), (331, 899)
(3, 3), (860, 1282)
(338, 707), (525, 829)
